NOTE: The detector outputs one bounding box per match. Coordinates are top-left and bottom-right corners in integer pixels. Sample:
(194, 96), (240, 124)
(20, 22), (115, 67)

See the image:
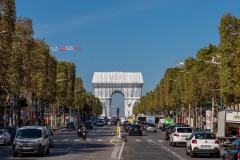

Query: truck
(216, 110), (240, 143)
(146, 116), (155, 124)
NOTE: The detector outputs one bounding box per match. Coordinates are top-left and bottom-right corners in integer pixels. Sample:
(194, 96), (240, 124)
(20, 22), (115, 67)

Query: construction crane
(50, 45), (83, 52)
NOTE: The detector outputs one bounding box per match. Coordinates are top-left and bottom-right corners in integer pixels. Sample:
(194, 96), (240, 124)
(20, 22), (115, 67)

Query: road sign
(3, 115), (7, 121)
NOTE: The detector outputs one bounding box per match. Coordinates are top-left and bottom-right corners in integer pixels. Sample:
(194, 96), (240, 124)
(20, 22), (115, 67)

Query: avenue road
(0, 125), (224, 160)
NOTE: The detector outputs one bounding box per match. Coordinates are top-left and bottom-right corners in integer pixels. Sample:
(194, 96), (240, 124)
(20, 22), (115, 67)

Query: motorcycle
(82, 130), (87, 140)
(77, 128), (82, 137)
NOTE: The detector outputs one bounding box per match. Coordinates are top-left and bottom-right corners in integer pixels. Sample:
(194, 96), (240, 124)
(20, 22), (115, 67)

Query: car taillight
(238, 153), (240, 160)
(168, 129), (171, 132)
(215, 140), (220, 144)
(173, 133), (179, 137)
(192, 140), (197, 144)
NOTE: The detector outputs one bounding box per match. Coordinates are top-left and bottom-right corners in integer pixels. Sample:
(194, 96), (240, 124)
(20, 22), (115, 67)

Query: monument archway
(92, 72), (144, 117)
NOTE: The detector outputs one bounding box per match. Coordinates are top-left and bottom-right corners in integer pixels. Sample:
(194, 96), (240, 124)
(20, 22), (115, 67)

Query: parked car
(146, 123), (157, 132)
(84, 121), (93, 129)
(170, 127), (193, 147)
(13, 126), (50, 157)
(129, 124), (142, 136)
(0, 129), (11, 145)
(96, 120), (104, 127)
(186, 132), (220, 158)
(66, 122), (75, 129)
(222, 139), (240, 160)
(46, 126), (54, 147)
(6, 126), (18, 144)
(165, 125), (179, 140)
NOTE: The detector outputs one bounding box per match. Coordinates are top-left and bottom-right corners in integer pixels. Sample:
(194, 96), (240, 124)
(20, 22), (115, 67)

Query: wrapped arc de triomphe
(92, 72), (144, 117)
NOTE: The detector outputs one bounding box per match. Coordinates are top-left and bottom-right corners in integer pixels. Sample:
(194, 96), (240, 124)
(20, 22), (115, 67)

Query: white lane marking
(86, 139), (92, 141)
(160, 144), (186, 160)
(147, 140), (153, 142)
(97, 139), (103, 141)
(74, 139), (80, 141)
(63, 139), (70, 141)
(158, 140), (164, 143)
(136, 139), (141, 142)
(53, 140), (58, 142)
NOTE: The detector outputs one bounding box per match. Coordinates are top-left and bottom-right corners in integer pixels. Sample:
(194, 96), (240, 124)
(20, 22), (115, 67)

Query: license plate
(23, 147), (32, 150)
(83, 133), (85, 135)
(181, 135), (188, 137)
(134, 129), (138, 131)
(200, 145), (211, 149)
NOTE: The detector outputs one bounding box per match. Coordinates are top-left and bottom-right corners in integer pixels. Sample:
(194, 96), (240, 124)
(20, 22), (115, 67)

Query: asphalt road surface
(0, 125), (224, 160)
(0, 125), (118, 160)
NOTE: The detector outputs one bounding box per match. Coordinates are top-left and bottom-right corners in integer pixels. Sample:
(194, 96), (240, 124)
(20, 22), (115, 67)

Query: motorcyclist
(77, 122), (83, 137)
(81, 124), (87, 140)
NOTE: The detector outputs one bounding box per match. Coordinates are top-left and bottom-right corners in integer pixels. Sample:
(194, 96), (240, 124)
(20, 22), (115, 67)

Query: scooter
(77, 129), (82, 137)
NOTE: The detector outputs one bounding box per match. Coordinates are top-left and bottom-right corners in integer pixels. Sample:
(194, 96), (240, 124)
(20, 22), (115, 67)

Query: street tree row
(133, 13), (240, 115)
(0, 0), (102, 117)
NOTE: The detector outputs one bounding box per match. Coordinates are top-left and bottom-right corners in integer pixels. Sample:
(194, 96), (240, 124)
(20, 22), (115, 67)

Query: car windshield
(132, 125), (140, 129)
(84, 122), (92, 125)
(195, 133), (216, 139)
(0, 130), (4, 135)
(16, 129), (42, 138)
(177, 128), (192, 133)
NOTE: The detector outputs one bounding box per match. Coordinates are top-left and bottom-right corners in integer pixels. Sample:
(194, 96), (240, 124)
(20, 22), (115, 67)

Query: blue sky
(15, 0), (240, 116)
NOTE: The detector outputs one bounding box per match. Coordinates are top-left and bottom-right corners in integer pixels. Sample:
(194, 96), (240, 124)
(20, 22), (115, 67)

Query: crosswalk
(53, 138), (165, 143)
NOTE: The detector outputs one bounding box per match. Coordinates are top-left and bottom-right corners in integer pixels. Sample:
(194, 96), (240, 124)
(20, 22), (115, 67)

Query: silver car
(96, 120), (104, 127)
(0, 129), (11, 145)
(146, 123), (157, 132)
(13, 126), (50, 157)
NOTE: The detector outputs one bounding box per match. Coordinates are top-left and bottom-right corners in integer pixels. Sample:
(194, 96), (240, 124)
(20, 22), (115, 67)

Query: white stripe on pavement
(136, 139), (141, 142)
(86, 139), (92, 141)
(147, 140), (153, 142)
(158, 140), (164, 143)
(97, 139), (103, 141)
(63, 139), (70, 141)
(74, 139), (80, 141)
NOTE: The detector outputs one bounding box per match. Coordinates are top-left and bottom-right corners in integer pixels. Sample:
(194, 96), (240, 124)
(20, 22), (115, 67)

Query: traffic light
(18, 97), (28, 107)
(117, 108), (119, 114)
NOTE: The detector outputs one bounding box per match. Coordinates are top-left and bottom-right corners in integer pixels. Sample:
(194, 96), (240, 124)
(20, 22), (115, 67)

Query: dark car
(66, 122), (75, 129)
(129, 124), (142, 136)
(6, 126), (18, 144)
(160, 123), (170, 131)
(222, 139), (240, 160)
(165, 125), (179, 140)
(84, 121), (93, 129)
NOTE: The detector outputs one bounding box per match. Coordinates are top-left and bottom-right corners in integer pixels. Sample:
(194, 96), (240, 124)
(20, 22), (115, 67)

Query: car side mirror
(185, 138), (189, 141)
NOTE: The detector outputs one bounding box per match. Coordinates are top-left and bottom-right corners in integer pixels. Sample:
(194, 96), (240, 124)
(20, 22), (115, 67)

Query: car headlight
(0, 136), (3, 140)
(35, 138), (42, 144)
